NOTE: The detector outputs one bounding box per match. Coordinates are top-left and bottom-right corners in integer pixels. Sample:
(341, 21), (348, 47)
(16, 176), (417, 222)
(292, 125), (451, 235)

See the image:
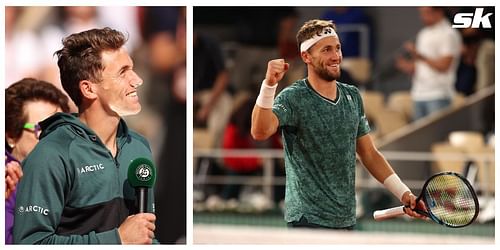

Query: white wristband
(255, 79), (277, 109)
(383, 173), (411, 202)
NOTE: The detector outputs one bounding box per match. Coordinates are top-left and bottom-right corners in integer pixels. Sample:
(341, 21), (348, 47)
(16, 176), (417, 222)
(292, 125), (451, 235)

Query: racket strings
(424, 175), (477, 227)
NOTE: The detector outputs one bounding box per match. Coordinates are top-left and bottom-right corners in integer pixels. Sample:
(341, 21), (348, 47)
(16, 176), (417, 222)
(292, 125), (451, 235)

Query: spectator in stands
(5, 78), (70, 244)
(193, 32), (232, 148)
(220, 95), (285, 209)
(221, 96), (263, 200)
(455, 28), (480, 96)
(395, 7), (462, 120)
(447, 7), (494, 93)
(5, 7), (43, 87)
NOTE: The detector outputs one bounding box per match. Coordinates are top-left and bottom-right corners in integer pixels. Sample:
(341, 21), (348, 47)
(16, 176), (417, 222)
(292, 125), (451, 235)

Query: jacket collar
(39, 112), (130, 145)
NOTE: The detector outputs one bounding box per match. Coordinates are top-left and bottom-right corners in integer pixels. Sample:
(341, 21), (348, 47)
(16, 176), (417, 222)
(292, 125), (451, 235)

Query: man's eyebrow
(118, 64), (132, 74)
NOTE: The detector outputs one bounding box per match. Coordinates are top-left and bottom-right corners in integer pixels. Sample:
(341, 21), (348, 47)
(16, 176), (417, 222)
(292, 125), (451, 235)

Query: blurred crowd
(5, 6), (186, 244)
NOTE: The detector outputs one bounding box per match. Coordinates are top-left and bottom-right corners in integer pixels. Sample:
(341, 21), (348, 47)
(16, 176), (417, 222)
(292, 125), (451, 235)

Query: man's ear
(300, 51), (312, 64)
(79, 80), (97, 100)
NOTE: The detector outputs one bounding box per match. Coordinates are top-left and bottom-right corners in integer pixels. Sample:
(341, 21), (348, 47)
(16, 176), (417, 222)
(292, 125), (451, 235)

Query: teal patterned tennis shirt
(273, 78), (371, 228)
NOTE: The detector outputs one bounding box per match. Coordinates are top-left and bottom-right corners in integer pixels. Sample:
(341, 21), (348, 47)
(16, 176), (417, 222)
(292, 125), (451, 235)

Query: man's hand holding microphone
(118, 158), (157, 244)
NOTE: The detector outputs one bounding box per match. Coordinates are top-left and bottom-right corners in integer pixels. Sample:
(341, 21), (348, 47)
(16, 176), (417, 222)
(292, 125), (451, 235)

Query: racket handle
(373, 205), (406, 221)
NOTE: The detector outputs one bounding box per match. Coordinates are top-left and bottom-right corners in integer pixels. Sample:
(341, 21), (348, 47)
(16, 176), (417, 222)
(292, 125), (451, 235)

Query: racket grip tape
(373, 205), (406, 221)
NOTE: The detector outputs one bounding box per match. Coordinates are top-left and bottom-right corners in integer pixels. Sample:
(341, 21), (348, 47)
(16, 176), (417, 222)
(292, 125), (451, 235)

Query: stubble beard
(313, 61), (340, 82)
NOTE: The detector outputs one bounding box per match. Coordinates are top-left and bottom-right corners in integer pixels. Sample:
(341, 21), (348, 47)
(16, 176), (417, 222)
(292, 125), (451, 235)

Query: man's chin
(330, 69), (341, 79)
(330, 73), (341, 81)
(110, 105), (141, 117)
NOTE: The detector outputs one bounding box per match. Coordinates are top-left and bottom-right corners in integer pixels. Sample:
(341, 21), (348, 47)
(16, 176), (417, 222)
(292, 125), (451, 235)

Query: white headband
(300, 27), (338, 52)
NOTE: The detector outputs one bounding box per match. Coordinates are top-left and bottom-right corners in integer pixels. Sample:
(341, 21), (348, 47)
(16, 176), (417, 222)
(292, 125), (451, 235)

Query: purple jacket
(5, 190), (16, 244)
(5, 151), (18, 244)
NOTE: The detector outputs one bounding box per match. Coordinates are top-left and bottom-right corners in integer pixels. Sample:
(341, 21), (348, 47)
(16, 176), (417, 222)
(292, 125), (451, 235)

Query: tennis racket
(373, 171), (479, 228)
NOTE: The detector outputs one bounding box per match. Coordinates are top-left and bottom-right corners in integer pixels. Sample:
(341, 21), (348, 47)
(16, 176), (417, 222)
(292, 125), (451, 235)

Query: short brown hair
(5, 78), (70, 144)
(296, 19), (337, 51)
(54, 27), (127, 107)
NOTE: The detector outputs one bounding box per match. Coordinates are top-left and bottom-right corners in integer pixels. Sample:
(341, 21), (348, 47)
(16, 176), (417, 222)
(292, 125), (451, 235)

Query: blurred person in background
(193, 31), (232, 148)
(220, 96), (285, 209)
(140, 6), (186, 244)
(14, 28), (157, 244)
(192, 31), (232, 207)
(5, 78), (70, 244)
(447, 6), (495, 93)
(251, 19), (426, 229)
(454, 25), (494, 96)
(395, 7), (461, 120)
(5, 7), (43, 86)
(220, 96), (262, 201)
(455, 28), (480, 96)
(230, 7), (300, 93)
(38, 6), (103, 89)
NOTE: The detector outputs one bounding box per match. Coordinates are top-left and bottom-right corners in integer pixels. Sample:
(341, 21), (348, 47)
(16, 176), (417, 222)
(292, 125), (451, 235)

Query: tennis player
(13, 28), (157, 244)
(251, 19), (426, 229)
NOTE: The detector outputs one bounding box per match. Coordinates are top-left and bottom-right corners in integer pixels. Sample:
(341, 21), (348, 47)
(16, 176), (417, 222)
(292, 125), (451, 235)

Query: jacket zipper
(91, 134), (124, 224)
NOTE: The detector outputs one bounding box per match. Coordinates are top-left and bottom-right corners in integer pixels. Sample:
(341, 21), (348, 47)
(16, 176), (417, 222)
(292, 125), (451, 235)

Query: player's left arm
(356, 134), (393, 183)
(356, 135), (425, 218)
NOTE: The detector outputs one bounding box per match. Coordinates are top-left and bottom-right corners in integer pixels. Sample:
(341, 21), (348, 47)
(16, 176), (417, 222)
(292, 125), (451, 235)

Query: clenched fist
(265, 59), (289, 86)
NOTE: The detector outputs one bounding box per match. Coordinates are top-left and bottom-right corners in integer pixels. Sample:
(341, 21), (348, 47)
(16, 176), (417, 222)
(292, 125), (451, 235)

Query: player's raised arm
(251, 59), (289, 141)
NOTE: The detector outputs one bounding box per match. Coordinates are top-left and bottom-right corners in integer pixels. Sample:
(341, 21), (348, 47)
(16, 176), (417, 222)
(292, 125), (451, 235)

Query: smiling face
(305, 36), (342, 81)
(96, 47), (143, 117)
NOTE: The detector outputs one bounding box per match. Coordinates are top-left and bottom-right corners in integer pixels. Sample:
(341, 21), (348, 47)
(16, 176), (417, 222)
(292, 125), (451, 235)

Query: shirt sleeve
(438, 30), (462, 57)
(13, 146), (121, 244)
(272, 89), (296, 127)
(355, 89), (371, 138)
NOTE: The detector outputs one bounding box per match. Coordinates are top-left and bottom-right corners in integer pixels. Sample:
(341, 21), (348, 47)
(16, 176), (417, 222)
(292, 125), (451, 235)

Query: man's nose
(332, 50), (342, 62)
(131, 71), (143, 88)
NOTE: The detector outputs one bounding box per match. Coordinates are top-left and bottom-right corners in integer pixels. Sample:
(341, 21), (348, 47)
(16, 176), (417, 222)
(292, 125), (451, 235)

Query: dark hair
(5, 78), (70, 144)
(54, 27), (127, 107)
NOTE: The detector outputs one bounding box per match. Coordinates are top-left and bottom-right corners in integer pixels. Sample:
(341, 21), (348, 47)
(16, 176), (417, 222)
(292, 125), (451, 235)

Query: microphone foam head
(127, 157), (156, 188)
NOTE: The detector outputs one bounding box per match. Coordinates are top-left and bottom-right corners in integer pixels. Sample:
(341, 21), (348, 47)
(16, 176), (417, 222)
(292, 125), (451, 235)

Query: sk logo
(452, 8), (493, 29)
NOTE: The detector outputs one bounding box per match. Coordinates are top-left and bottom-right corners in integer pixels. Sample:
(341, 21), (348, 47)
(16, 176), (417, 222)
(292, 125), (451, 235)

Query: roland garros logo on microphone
(136, 164), (153, 182)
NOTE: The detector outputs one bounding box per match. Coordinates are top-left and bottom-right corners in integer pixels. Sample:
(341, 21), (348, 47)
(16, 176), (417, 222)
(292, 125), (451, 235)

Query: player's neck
(78, 105), (120, 156)
(307, 74), (337, 101)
